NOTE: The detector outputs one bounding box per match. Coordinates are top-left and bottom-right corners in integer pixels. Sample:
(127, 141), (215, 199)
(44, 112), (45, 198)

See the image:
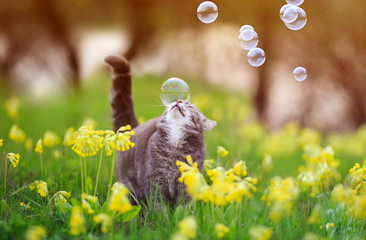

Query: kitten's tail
(104, 55), (138, 131)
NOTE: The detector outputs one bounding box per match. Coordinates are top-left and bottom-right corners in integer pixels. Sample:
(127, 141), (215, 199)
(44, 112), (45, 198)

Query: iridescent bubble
(197, 1), (218, 24)
(286, 0), (304, 7)
(160, 78), (190, 106)
(247, 48), (266, 67)
(239, 24), (254, 33)
(280, 4), (292, 22)
(239, 30), (259, 50)
(284, 7), (307, 30)
(283, 6), (298, 23)
(293, 67), (307, 81)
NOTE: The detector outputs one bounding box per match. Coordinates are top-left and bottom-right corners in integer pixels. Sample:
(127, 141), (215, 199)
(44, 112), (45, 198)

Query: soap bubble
(284, 7), (307, 30)
(283, 6), (298, 23)
(293, 67), (307, 81)
(280, 4), (292, 22)
(160, 78), (190, 106)
(239, 30), (259, 50)
(197, 1), (218, 24)
(239, 24), (254, 33)
(286, 0), (304, 7)
(247, 48), (266, 67)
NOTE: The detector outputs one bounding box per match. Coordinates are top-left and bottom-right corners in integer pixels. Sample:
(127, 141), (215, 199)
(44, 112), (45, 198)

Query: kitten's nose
(177, 100), (182, 104)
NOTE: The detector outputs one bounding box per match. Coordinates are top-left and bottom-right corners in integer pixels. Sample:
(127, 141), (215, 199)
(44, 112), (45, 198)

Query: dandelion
(215, 223), (230, 238)
(9, 125), (26, 143)
(217, 146), (229, 158)
(25, 225), (46, 240)
(4, 96), (21, 119)
(69, 205), (86, 236)
(248, 225), (272, 240)
(6, 153), (20, 168)
(108, 182), (132, 214)
(43, 131), (60, 147)
(93, 213), (112, 233)
(29, 180), (48, 197)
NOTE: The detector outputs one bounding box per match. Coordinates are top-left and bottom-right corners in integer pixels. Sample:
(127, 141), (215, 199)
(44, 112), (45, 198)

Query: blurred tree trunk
(253, 9), (275, 124)
(34, 0), (80, 90)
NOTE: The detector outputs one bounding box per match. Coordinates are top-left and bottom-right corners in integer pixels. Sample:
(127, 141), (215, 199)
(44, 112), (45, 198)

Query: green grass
(1, 73), (366, 239)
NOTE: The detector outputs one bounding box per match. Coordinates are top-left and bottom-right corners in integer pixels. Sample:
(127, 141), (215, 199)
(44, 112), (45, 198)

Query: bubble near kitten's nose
(160, 78), (190, 106)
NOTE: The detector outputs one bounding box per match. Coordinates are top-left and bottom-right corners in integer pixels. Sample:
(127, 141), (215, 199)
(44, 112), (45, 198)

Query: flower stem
(94, 148), (104, 196)
(106, 150), (117, 203)
(83, 157), (88, 194)
(4, 158), (7, 196)
(80, 156), (84, 193)
(40, 153), (44, 178)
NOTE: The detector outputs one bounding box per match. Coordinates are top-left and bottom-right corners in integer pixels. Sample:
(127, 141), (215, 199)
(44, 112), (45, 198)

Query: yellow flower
(261, 154), (273, 172)
(217, 146), (229, 157)
(93, 213), (112, 233)
(25, 138), (33, 150)
(71, 126), (104, 157)
(108, 182), (132, 213)
(177, 216), (196, 239)
(81, 118), (97, 129)
(215, 223), (230, 238)
(25, 225), (46, 240)
(20, 202), (31, 210)
(29, 180), (48, 197)
(53, 150), (61, 159)
(325, 223), (335, 231)
(138, 116), (146, 124)
(69, 206), (85, 236)
(43, 131), (60, 148)
(63, 127), (75, 146)
(35, 139), (43, 154)
(53, 191), (71, 205)
(307, 204), (321, 225)
(233, 161), (248, 177)
(0, 139), (3, 147)
(4, 96), (21, 119)
(9, 125), (26, 143)
(249, 225), (272, 240)
(6, 153), (20, 168)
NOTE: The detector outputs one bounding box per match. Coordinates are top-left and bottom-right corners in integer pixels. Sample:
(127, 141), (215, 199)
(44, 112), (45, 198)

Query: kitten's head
(159, 100), (216, 134)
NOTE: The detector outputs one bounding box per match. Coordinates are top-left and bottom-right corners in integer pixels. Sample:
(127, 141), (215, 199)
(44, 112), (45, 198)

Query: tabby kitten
(105, 55), (216, 204)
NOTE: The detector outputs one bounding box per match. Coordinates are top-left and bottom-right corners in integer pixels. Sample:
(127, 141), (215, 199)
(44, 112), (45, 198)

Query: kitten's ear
(203, 117), (217, 131)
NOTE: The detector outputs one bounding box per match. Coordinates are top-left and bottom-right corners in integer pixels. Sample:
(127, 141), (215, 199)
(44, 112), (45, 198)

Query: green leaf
(117, 205), (141, 222)
(0, 199), (10, 219)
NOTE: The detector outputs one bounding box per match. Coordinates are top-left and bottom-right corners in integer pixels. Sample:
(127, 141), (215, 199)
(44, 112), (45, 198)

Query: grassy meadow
(1, 74), (366, 240)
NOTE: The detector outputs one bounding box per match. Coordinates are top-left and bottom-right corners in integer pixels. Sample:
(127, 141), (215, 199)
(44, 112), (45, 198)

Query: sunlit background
(0, 0), (365, 131)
